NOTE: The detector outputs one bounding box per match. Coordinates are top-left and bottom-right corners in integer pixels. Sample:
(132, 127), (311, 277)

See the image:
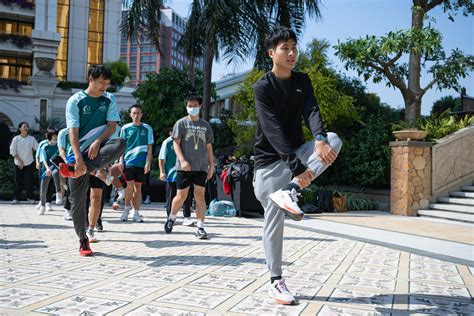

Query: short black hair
(185, 94), (202, 105)
(129, 104), (142, 112)
(265, 26), (297, 50)
(17, 121), (28, 134)
(46, 129), (58, 141)
(87, 64), (112, 80)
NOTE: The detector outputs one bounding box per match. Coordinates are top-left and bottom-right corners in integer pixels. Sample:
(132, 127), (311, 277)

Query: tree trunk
(202, 43), (214, 122)
(406, 5), (424, 122)
(189, 60), (196, 89)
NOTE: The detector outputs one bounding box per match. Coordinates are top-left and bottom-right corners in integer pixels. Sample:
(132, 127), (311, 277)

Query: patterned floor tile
(469, 266), (474, 275)
(328, 288), (393, 309)
(214, 263), (268, 277)
(409, 295), (474, 315)
(289, 259), (341, 272)
(410, 254), (446, 264)
(346, 265), (398, 279)
(72, 262), (137, 276)
(339, 275), (396, 291)
(131, 268), (194, 283)
(410, 282), (471, 299)
(358, 249), (400, 259)
(318, 305), (389, 315)
(353, 257), (399, 268)
(28, 273), (105, 290)
(125, 304), (205, 316)
(20, 257), (87, 270)
(151, 256), (223, 270)
(0, 267), (47, 283)
(0, 287), (59, 309)
(89, 279), (166, 298)
(230, 295), (307, 315)
(156, 287), (233, 309)
(410, 261), (459, 274)
(410, 270), (465, 285)
(190, 274), (256, 291)
(34, 295), (129, 315)
(285, 269), (332, 284)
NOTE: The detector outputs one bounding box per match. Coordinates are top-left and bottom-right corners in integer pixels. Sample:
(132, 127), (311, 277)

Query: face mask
(187, 106), (200, 117)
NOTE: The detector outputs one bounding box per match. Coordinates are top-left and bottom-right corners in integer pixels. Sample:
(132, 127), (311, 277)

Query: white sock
(134, 209), (140, 215)
(197, 220), (204, 228)
(170, 214), (177, 220)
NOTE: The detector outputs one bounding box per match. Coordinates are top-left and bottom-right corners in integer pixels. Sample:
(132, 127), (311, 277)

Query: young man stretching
(63, 64), (125, 256)
(119, 104), (154, 222)
(253, 26), (342, 305)
(164, 95), (214, 239)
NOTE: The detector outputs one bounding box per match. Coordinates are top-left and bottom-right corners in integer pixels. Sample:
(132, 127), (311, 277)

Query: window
(0, 20), (33, 36)
(87, 0), (104, 68)
(0, 56), (32, 82)
(56, 0), (70, 79)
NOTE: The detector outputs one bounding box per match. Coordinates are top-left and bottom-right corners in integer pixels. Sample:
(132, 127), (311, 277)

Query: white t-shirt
(9, 135), (38, 166)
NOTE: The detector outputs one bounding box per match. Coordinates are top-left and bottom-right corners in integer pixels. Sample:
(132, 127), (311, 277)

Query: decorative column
(390, 141), (432, 216)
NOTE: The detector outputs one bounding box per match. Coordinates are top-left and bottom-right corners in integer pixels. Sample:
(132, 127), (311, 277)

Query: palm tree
(122, 0), (323, 121)
(179, 0), (322, 120)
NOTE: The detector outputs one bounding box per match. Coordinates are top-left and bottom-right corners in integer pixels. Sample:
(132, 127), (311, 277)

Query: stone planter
(392, 129), (428, 141)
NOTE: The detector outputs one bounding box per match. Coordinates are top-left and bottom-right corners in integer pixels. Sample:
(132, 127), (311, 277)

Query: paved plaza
(0, 202), (473, 315)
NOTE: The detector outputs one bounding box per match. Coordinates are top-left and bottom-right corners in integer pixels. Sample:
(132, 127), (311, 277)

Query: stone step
(462, 185), (474, 192)
(429, 203), (474, 214)
(438, 197), (474, 206)
(418, 209), (474, 223)
(450, 191), (474, 198)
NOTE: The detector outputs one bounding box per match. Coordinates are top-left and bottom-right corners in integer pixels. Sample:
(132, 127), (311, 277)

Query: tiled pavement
(0, 202), (473, 315)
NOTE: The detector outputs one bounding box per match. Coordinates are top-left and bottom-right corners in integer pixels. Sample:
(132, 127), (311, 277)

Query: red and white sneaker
(268, 277), (296, 305)
(269, 188), (304, 221)
(79, 239), (93, 256)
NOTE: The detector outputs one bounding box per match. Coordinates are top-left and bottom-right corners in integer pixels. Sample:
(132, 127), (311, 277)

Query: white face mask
(187, 106), (200, 117)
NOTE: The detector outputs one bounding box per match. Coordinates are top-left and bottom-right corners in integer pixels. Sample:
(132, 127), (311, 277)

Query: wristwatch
(315, 134), (329, 143)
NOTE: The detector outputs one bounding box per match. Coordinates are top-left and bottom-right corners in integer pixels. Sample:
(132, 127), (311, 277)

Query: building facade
(0, 0), (135, 132)
(120, 7), (203, 85)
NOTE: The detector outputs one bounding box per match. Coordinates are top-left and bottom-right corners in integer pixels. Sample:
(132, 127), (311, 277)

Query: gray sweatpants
(253, 132), (342, 277)
(69, 138), (126, 240)
(40, 169), (61, 206)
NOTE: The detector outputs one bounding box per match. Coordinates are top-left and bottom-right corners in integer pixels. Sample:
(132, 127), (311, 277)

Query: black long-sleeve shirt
(253, 70), (326, 177)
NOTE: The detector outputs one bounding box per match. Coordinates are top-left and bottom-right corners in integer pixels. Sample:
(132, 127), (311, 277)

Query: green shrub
(300, 184), (378, 210)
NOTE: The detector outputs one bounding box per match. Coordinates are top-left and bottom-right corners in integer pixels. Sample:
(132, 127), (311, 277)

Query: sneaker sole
(269, 195), (304, 221)
(273, 297), (296, 305)
(79, 251), (93, 256)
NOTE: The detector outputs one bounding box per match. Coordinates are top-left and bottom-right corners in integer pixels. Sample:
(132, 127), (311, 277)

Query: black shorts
(176, 171), (207, 189)
(89, 174), (105, 189)
(124, 167), (145, 183)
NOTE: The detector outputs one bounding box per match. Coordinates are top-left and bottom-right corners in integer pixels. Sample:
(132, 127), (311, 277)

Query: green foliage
(0, 158), (14, 193)
(338, 107), (399, 188)
(211, 109), (235, 153)
(228, 69), (264, 157)
(0, 78), (26, 92)
(300, 184), (379, 210)
(393, 111), (473, 142)
(431, 95), (461, 116)
(132, 68), (208, 145)
(104, 60), (131, 87)
(0, 33), (32, 48)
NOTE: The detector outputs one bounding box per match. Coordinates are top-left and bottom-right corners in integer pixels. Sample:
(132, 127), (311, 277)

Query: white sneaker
(45, 203), (53, 212)
(143, 196), (151, 204)
(35, 201), (41, 209)
(11, 199), (19, 205)
(86, 228), (97, 243)
(133, 211), (144, 223)
(38, 206), (46, 215)
(182, 217), (195, 226)
(269, 189), (304, 221)
(121, 207), (130, 221)
(116, 189), (126, 202)
(63, 210), (72, 220)
(55, 195), (63, 205)
(268, 277), (296, 305)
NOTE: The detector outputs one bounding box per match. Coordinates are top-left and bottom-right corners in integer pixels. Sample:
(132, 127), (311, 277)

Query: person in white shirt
(9, 122), (38, 204)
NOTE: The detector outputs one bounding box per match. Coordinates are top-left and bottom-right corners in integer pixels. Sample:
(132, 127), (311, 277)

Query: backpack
(206, 199), (237, 217)
(315, 190), (334, 212)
